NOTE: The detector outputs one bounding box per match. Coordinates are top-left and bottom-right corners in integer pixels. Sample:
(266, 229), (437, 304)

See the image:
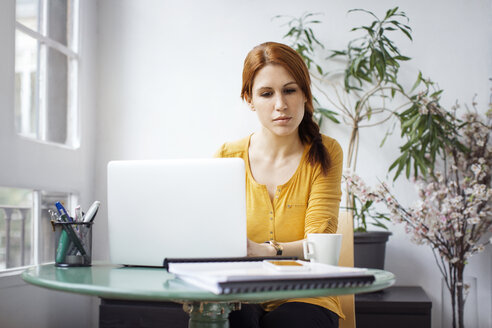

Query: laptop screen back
(107, 158), (247, 266)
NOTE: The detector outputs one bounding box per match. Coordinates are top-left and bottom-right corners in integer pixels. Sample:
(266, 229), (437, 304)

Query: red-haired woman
(215, 42), (344, 328)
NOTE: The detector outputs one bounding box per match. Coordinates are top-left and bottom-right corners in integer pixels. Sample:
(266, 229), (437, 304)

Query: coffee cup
(303, 233), (342, 266)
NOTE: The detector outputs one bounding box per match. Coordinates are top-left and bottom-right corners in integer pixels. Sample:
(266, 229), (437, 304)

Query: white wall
(94, 1), (492, 327)
(0, 0), (99, 327)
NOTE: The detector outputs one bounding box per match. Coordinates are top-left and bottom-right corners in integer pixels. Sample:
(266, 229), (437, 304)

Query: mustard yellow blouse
(215, 134), (344, 318)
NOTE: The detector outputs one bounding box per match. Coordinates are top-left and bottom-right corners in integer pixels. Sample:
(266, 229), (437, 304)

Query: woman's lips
(273, 117), (291, 123)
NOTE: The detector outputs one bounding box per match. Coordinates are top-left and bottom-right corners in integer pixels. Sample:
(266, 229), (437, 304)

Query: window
(0, 187), (77, 272)
(15, 0), (80, 148)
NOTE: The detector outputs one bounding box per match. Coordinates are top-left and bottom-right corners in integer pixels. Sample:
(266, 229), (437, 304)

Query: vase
(441, 276), (478, 328)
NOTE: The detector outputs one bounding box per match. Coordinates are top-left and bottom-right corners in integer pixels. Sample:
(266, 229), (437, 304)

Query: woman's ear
(245, 96), (255, 111)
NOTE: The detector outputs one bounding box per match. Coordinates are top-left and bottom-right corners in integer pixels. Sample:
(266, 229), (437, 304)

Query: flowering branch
(345, 108), (492, 328)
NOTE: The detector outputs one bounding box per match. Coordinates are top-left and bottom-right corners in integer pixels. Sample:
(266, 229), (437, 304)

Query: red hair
(241, 42), (330, 174)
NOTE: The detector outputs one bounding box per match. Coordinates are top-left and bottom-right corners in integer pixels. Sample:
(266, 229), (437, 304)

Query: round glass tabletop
(22, 263), (395, 303)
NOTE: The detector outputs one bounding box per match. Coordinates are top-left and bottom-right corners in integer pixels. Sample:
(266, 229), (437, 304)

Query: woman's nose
(274, 94), (287, 111)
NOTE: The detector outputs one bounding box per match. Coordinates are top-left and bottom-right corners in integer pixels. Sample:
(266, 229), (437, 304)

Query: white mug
(303, 233), (342, 266)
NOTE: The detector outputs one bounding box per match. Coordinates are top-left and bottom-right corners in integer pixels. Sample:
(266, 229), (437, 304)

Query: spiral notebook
(167, 259), (375, 294)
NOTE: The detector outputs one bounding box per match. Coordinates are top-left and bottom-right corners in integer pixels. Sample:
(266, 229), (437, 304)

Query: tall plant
(278, 7), (463, 178)
(276, 7), (465, 230)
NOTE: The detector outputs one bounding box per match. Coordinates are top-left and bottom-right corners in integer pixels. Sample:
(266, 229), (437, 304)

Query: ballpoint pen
(55, 202), (73, 222)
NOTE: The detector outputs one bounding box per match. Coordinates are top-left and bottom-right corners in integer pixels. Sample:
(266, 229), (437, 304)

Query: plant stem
(457, 266), (465, 328)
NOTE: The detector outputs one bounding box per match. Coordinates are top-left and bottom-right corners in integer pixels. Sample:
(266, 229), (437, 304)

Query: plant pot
(354, 231), (392, 269)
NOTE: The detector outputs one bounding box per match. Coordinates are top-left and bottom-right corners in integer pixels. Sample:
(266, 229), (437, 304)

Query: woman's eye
(260, 92), (273, 97)
(284, 88), (296, 94)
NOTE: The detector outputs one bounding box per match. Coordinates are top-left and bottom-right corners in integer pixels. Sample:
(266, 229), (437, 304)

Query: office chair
(337, 210), (356, 328)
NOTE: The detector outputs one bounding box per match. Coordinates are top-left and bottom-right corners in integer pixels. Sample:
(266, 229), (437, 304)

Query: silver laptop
(107, 158), (247, 266)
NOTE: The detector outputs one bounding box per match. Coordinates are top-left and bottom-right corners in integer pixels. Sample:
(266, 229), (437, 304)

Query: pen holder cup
(51, 221), (93, 267)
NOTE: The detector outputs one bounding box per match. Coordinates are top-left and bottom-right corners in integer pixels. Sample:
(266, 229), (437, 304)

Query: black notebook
(163, 256), (298, 269)
(166, 258), (375, 295)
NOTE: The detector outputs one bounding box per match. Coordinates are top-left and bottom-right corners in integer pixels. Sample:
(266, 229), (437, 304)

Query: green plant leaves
(316, 108), (340, 124)
(389, 79), (468, 180)
(328, 7), (412, 93)
(274, 12), (324, 73)
(347, 193), (391, 232)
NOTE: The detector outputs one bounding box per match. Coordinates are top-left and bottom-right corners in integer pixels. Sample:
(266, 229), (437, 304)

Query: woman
(215, 42), (344, 328)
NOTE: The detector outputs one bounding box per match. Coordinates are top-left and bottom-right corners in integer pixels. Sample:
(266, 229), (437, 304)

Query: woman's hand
(247, 239), (275, 257)
(247, 239), (307, 258)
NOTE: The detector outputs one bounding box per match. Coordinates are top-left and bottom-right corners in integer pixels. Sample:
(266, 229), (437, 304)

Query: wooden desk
(355, 286), (432, 328)
(22, 264), (395, 328)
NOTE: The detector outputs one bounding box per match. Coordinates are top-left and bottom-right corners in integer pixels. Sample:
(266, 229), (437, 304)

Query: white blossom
(343, 110), (491, 290)
(475, 245), (485, 253)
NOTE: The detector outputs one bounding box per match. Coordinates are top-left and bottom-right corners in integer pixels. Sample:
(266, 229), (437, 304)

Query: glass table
(22, 263), (395, 328)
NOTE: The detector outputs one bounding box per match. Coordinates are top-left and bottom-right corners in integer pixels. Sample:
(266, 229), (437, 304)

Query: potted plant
(276, 7), (457, 268)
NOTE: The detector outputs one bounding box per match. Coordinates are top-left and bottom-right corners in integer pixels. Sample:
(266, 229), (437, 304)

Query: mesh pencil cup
(51, 221), (93, 267)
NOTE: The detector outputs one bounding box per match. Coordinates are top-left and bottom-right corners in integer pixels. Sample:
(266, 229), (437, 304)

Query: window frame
(14, 0), (80, 148)
(0, 189), (78, 277)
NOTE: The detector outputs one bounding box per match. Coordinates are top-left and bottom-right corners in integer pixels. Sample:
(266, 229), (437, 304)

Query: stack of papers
(168, 260), (374, 294)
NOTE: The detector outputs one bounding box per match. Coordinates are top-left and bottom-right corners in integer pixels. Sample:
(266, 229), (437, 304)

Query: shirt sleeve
(213, 144), (225, 158)
(304, 139), (344, 236)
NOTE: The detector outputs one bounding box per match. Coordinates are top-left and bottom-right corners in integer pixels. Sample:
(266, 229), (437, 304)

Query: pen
(74, 205), (83, 222)
(73, 205), (83, 235)
(53, 203), (71, 263)
(56, 231), (70, 263)
(55, 202), (73, 222)
(83, 201), (100, 223)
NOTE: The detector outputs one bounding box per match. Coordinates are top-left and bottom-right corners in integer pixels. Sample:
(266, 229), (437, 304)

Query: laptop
(107, 158), (248, 267)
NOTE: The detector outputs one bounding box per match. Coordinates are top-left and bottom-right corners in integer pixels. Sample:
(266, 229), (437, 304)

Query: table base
(183, 301), (241, 328)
